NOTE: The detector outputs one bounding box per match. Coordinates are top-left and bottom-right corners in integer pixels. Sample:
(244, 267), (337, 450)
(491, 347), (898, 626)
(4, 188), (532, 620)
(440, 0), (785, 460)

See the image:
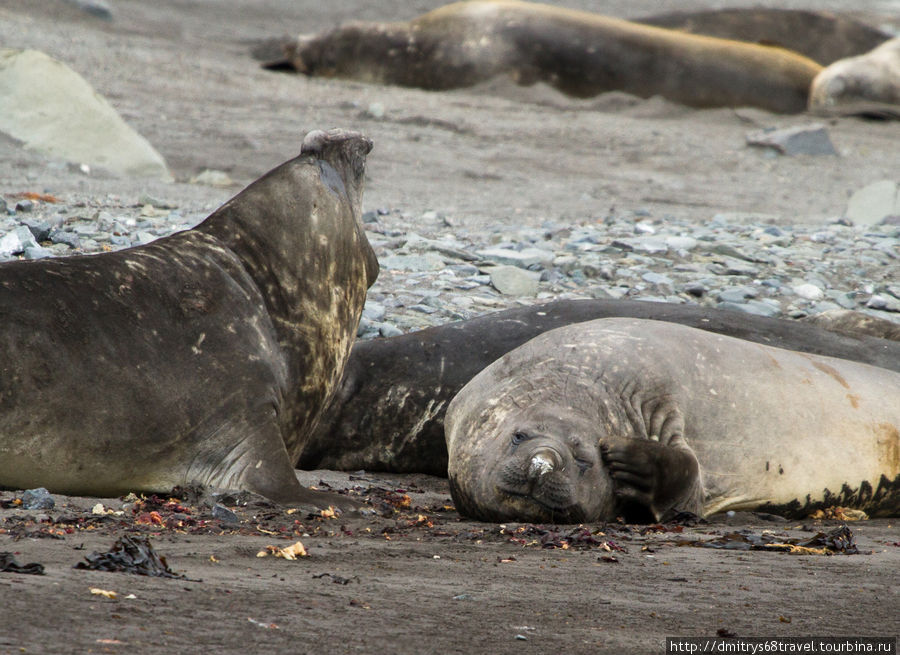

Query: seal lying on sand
(0, 129), (377, 510)
(303, 300), (900, 476)
(634, 8), (890, 66)
(261, 0), (822, 113)
(809, 37), (900, 119)
(445, 318), (900, 523)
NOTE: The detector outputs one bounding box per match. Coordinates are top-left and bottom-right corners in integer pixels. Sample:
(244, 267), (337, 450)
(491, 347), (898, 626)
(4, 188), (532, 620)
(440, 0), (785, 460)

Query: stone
(793, 283), (825, 301)
(0, 226), (35, 256)
(845, 181), (900, 226)
(477, 247), (553, 269)
(746, 124), (837, 156)
(867, 295), (900, 312)
(610, 237), (668, 254)
(21, 487), (55, 510)
(0, 49), (171, 180)
(488, 265), (539, 296)
(665, 235), (698, 251)
(190, 170), (234, 187)
(379, 253), (445, 272)
(24, 245), (53, 259)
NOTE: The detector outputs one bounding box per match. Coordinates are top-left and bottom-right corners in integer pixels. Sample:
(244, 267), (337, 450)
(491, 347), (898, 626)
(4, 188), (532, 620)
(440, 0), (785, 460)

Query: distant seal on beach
(0, 129), (377, 510)
(302, 300), (900, 476)
(261, 0), (822, 113)
(634, 8), (890, 66)
(445, 318), (900, 523)
(809, 37), (900, 119)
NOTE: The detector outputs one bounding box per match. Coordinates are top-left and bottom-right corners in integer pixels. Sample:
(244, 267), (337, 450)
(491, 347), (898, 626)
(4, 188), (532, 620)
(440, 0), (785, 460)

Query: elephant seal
(809, 37), (900, 119)
(262, 0), (822, 113)
(445, 318), (900, 523)
(634, 8), (890, 66)
(0, 129), (377, 510)
(804, 309), (900, 342)
(302, 300), (900, 476)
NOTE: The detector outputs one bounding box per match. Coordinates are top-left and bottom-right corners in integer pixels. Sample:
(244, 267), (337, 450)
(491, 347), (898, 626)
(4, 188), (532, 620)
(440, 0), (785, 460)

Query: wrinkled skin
(446, 318), (900, 523)
(0, 129), (378, 511)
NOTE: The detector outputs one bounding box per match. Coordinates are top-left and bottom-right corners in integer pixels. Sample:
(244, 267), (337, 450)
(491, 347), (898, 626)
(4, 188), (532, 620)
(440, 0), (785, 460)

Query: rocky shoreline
(3, 188), (898, 341)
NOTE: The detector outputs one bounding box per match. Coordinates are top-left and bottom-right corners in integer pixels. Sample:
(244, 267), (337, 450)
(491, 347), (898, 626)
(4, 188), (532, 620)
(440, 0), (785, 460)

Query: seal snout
(527, 447), (561, 480)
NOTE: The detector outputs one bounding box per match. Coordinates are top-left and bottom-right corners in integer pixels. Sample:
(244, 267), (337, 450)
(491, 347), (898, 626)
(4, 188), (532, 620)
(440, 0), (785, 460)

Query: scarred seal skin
(268, 0), (822, 113)
(0, 129), (377, 510)
(303, 300), (900, 476)
(445, 318), (900, 523)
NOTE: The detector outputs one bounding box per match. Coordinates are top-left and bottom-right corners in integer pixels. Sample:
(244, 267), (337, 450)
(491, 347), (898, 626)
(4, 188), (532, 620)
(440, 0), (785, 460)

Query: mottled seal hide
(263, 0), (822, 113)
(0, 129), (377, 509)
(303, 300), (900, 476)
(446, 318), (900, 523)
(810, 37), (900, 119)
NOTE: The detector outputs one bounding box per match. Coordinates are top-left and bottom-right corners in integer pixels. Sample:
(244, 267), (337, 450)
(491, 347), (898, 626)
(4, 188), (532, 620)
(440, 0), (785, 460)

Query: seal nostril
(527, 448), (561, 479)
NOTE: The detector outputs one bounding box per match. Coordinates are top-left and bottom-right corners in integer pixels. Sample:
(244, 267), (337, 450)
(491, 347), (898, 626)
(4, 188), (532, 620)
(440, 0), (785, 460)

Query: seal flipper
(188, 415), (359, 514)
(600, 440), (702, 522)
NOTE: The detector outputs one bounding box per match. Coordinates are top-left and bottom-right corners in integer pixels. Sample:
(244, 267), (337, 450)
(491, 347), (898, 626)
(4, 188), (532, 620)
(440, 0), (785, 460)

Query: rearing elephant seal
(446, 318), (900, 523)
(0, 129), (377, 510)
(264, 0), (822, 113)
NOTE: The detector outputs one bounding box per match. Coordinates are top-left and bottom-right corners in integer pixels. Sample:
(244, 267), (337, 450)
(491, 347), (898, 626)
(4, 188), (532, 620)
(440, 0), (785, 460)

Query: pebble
(489, 265), (539, 296)
(21, 487), (55, 510)
(746, 124), (837, 157)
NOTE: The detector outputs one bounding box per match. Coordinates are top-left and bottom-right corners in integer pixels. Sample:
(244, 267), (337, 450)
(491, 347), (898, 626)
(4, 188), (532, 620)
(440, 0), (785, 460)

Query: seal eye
(575, 457), (593, 474)
(511, 431), (530, 447)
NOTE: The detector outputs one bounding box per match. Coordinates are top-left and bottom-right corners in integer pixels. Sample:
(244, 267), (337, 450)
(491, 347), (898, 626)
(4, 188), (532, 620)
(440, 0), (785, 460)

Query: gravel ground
(1, 1), (899, 654)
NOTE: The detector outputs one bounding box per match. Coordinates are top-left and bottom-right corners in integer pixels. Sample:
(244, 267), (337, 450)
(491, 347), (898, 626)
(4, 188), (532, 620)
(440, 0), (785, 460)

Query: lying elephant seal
(634, 8), (891, 66)
(0, 129), (377, 509)
(446, 318), (900, 523)
(303, 300), (900, 476)
(262, 0), (822, 113)
(809, 37), (900, 118)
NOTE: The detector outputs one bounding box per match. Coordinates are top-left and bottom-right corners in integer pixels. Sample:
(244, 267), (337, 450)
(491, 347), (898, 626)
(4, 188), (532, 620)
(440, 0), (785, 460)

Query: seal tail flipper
(251, 36), (297, 70)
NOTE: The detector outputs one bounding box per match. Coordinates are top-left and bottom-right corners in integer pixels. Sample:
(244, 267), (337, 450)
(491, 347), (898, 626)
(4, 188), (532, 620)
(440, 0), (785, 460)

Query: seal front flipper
(186, 413), (360, 515)
(600, 440), (702, 522)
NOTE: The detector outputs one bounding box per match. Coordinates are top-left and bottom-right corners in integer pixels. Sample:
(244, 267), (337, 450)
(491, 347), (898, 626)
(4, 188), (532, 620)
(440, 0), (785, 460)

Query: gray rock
(190, 170), (233, 187)
(0, 49), (172, 180)
(362, 301), (386, 322)
(477, 246), (553, 269)
(20, 218), (51, 241)
(0, 226), (38, 256)
(212, 504), (240, 524)
(379, 253), (445, 272)
(489, 265), (539, 296)
(21, 487), (55, 510)
(24, 245), (53, 259)
(717, 300), (781, 317)
(610, 237), (668, 254)
(133, 231), (156, 245)
(64, 0), (113, 20)
(867, 294), (900, 312)
(15, 199), (34, 213)
(845, 180), (900, 226)
(379, 323), (403, 338)
(717, 286), (758, 303)
(46, 228), (81, 249)
(746, 123), (837, 156)
(709, 257), (759, 276)
(642, 272), (672, 286)
(792, 283), (825, 301)
(665, 235), (698, 251)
